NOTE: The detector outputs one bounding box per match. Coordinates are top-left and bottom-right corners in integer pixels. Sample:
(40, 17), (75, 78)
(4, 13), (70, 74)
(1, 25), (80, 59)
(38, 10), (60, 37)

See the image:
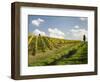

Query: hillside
(28, 34), (88, 66)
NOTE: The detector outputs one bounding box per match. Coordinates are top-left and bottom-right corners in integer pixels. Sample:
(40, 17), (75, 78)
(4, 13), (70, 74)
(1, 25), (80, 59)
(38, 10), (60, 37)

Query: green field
(28, 34), (88, 66)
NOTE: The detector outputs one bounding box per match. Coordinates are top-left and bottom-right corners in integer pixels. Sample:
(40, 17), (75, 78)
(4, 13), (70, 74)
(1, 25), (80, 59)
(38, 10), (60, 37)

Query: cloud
(70, 28), (87, 40)
(80, 17), (87, 21)
(74, 25), (80, 29)
(64, 25), (88, 40)
(33, 29), (46, 36)
(48, 28), (65, 39)
(32, 18), (44, 27)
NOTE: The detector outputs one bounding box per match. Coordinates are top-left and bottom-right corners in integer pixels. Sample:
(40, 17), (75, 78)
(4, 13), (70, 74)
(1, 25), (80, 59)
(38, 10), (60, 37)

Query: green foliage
(56, 42), (88, 65)
(28, 34), (88, 66)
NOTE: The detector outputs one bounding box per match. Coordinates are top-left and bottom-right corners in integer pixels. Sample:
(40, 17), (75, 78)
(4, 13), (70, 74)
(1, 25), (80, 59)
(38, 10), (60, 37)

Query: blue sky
(28, 15), (88, 40)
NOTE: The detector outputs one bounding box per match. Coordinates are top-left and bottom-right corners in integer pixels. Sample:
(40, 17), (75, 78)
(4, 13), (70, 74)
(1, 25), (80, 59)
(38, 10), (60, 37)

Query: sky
(28, 15), (88, 40)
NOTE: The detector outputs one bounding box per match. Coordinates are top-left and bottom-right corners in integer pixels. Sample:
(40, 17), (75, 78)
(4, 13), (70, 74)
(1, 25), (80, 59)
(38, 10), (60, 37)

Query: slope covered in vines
(28, 34), (88, 66)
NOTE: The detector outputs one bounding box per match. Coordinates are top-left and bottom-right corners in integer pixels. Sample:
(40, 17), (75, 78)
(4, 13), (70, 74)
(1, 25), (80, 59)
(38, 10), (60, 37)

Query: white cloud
(70, 28), (87, 40)
(32, 18), (44, 27)
(74, 25), (80, 29)
(80, 17), (86, 21)
(38, 18), (44, 22)
(48, 28), (65, 39)
(33, 29), (46, 36)
(65, 25), (87, 40)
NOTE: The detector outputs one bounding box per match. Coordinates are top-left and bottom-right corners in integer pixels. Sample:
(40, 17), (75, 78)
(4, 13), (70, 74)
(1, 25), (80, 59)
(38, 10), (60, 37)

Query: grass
(28, 35), (88, 66)
(55, 42), (88, 65)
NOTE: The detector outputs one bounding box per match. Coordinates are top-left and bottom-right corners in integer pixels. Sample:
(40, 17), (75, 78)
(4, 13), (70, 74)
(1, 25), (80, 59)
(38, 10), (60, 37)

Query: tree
(83, 34), (86, 42)
(39, 34), (41, 36)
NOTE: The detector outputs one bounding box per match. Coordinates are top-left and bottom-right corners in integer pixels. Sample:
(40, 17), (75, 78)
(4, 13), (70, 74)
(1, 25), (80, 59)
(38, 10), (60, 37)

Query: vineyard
(28, 34), (88, 66)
